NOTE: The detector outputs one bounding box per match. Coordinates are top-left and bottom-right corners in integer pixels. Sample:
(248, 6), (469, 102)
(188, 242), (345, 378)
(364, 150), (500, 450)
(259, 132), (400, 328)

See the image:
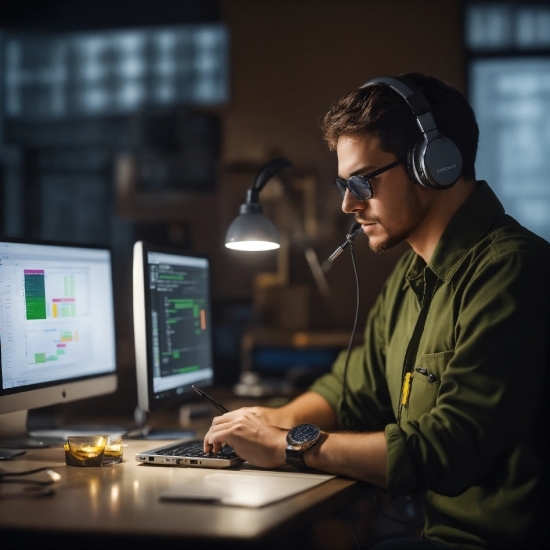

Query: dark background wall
(0, 0), (465, 417)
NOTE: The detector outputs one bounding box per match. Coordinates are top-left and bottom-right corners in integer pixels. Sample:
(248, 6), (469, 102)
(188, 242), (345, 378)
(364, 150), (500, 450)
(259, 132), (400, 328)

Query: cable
(341, 239), (360, 423)
(343, 241), (363, 549)
(0, 466), (61, 485)
(0, 466), (60, 477)
(342, 241), (424, 544)
(336, 230), (425, 545)
(0, 478), (55, 486)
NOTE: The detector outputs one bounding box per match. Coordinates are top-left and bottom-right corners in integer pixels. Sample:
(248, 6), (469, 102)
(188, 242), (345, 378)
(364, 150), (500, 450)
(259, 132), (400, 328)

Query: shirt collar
(427, 181), (505, 283)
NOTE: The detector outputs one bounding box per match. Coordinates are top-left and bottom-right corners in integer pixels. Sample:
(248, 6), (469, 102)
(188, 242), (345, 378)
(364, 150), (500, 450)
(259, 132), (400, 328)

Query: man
(204, 73), (549, 549)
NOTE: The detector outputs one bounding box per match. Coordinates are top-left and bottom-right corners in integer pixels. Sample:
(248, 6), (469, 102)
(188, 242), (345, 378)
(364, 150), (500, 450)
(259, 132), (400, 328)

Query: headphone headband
(359, 76), (463, 189)
(362, 76), (431, 114)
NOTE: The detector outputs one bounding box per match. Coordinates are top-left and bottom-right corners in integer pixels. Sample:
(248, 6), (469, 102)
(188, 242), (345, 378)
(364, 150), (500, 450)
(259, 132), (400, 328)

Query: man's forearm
(303, 430), (388, 487)
(274, 393), (387, 485)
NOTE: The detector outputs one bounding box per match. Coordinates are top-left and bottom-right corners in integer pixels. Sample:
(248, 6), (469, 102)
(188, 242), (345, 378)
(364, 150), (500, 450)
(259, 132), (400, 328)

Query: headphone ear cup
(422, 136), (463, 189)
(409, 135), (463, 189)
(408, 139), (436, 189)
(406, 146), (420, 185)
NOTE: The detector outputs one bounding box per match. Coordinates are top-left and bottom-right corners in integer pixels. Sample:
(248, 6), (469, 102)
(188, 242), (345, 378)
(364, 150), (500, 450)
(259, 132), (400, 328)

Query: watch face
(287, 424), (320, 446)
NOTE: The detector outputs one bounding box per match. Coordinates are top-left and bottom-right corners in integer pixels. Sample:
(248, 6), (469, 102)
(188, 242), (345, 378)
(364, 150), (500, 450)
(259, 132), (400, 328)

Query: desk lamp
(225, 158), (291, 251)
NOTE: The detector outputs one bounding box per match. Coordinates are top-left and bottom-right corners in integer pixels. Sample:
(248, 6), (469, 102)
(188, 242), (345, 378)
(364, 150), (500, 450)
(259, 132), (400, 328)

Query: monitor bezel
(0, 236), (117, 414)
(133, 241), (214, 413)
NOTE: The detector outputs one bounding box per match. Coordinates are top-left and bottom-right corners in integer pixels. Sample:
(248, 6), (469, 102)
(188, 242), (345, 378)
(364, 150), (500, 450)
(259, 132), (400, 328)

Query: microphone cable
(330, 226), (425, 547)
(341, 237), (360, 421)
(328, 223), (362, 427)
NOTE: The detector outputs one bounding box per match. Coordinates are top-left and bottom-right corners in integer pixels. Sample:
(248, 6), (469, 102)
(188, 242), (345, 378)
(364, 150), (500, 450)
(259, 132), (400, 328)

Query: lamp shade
(225, 204), (280, 251)
(225, 158), (291, 252)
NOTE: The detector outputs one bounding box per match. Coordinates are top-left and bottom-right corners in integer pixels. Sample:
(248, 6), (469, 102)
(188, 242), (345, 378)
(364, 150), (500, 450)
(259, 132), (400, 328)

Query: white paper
(159, 470), (335, 508)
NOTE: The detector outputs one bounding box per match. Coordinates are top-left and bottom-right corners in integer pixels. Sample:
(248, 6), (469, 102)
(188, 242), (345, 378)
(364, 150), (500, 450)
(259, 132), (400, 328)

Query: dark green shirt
(311, 182), (550, 549)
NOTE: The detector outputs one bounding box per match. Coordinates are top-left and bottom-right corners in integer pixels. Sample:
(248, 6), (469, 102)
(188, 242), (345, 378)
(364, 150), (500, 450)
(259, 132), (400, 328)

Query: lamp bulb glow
(225, 241), (280, 251)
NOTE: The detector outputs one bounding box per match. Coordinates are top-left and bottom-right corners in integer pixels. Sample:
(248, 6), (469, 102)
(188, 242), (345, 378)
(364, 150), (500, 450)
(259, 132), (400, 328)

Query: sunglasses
(335, 160), (403, 201)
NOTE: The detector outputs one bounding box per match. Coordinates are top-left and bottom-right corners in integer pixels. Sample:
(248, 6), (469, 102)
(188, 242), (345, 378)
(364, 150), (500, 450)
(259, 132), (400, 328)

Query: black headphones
(360, 76), (463, 190)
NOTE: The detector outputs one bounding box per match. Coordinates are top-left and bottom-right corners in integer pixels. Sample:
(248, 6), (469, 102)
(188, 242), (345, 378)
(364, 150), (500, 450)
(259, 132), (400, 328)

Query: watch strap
(285, 437), (319, 471)
(285, 445), (310, 471)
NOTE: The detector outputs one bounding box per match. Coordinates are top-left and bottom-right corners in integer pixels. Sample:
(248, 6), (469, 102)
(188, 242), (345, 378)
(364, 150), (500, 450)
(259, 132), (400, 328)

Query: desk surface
(0, 439), (359, 548)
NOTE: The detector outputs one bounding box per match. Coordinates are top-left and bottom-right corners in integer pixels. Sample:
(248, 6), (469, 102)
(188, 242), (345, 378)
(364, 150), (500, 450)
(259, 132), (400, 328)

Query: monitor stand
(123, 407), (196, 440)
(0, 410), (66, 451)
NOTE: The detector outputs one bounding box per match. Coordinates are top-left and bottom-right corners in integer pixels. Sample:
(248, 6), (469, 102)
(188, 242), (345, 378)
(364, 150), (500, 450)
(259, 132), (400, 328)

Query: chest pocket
(404, 350), (454, 422)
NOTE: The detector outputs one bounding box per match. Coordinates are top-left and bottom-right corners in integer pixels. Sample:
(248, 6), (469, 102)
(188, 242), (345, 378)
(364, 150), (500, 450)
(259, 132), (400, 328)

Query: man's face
(336, 133), (429, 254)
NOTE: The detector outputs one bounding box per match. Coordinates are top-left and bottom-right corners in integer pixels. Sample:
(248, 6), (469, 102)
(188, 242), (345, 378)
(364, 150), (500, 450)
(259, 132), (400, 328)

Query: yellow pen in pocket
(401, 372), (413, 406)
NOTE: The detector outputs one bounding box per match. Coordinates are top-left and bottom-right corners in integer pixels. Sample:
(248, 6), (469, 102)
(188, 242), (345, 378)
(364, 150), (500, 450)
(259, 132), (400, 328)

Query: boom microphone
(327, 222), (362, 262)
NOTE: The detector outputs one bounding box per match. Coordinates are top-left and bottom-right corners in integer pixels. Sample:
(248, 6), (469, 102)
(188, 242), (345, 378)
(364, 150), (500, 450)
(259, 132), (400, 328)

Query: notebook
(135, 439), (243, 468)
(159, 469), (335, 507)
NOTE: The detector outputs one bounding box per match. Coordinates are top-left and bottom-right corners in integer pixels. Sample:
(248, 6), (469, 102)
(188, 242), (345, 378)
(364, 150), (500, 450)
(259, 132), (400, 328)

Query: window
(466, 3), (550, 241)
(3, 24), (229, 120)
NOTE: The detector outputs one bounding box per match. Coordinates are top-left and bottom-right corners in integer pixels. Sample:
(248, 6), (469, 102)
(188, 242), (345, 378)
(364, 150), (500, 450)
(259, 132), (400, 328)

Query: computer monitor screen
(133, 241), (214, 412)
(0, 238), (117, 441)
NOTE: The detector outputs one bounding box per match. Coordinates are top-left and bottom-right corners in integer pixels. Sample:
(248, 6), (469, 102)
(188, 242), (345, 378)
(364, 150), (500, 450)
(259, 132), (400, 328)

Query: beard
(358, 184), (428, 254)
(366, 231), (407, 254)
(359, 218), (410, 254)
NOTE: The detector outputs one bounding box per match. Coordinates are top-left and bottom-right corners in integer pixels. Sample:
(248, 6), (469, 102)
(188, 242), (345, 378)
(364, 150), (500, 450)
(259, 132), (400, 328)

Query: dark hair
(320, 72), (479, 180)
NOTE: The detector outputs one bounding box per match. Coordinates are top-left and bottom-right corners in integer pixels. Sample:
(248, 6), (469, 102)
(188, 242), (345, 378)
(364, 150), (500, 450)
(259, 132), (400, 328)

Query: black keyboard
(156, 441), (238, 459)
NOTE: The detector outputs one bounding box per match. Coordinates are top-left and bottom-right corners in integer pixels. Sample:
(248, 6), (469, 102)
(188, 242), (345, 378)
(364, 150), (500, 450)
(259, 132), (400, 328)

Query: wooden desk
(0, 439), (360, 549)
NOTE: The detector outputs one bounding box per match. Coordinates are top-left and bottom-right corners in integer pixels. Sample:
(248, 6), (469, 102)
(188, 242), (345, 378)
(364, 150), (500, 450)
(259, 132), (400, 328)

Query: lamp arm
(246, 158), (292, 204)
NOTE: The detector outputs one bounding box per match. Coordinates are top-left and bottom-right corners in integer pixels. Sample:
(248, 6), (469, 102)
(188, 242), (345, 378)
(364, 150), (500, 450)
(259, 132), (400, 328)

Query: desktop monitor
(133, 241), (214, 413)
(0, 238), (117, 446)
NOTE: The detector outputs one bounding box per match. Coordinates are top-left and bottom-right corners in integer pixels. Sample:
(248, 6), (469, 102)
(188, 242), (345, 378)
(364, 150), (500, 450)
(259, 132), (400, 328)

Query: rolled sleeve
(309, 366), (344, 413)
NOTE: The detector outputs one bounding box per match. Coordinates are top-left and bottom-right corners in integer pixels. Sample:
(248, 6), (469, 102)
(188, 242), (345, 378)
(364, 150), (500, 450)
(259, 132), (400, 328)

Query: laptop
(136, 440), (243, 468)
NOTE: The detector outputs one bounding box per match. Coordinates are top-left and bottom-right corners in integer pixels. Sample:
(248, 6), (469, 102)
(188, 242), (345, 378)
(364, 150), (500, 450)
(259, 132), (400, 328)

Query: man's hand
(203, 409), (288, 469)
(214, 392), (340, 431)
(224, 405), (281, 425)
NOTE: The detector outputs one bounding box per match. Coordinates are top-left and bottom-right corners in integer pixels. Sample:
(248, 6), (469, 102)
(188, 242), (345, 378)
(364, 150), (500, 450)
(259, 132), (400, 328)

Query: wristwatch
(285, 423), (321, 471)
